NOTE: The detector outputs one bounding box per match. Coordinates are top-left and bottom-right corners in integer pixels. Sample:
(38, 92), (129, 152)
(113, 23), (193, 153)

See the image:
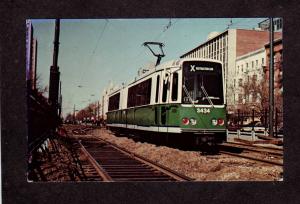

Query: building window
(238, 94), (243, 103)
(256, 60), (258, 67)
(251, 61), (254, 69)
(234, 79), (236, 87)
(252, 74), (257, 82)
(262, 58), (264, 65)
(241, 65), (243, 72)
(239, 78), (243, 87)
(252, 93), (257, 102)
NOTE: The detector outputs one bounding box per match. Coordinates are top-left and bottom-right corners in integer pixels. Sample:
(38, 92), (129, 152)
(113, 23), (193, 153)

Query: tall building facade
(180, 29), (281, 110)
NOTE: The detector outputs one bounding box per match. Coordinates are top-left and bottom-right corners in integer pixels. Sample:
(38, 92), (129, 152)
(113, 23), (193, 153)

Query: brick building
(264, 38), (283, 111)
(180, 29), (281, 110)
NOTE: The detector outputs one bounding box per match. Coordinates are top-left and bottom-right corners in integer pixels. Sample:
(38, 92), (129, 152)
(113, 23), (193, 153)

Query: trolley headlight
(190, 118), (197, 125)
(211, 118), (218, 126)
(182, 117), (190, 125)
(217, 118), (224, 126)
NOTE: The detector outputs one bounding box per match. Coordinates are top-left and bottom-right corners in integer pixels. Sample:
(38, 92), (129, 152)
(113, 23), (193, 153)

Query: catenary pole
(269, 18), (274, 137)
(49, 19), (60, 116)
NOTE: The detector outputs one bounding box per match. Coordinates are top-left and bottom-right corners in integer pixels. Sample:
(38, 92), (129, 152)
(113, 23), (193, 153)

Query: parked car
(227, 123), (239, 131)
(241, 121), (265, 133)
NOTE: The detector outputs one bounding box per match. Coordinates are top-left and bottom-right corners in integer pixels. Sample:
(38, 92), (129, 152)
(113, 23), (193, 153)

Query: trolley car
(106, 57), (226, 146)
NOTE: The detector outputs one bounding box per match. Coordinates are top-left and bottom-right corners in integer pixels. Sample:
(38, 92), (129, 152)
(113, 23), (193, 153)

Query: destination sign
(190, 65), (214, 72)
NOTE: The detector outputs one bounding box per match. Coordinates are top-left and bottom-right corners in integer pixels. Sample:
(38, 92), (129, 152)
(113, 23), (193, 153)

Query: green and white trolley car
(106, 56), (227, 146)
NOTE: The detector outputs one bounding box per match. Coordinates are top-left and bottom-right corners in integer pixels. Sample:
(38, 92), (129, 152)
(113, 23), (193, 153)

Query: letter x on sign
(190, 65), (195, 72)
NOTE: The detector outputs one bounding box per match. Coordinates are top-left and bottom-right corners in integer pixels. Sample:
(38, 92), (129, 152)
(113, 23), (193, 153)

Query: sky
(31, 18), (266, 117)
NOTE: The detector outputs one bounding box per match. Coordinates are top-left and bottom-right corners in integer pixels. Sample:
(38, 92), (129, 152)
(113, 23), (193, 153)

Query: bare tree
(240, 74), (267, 112)
(35, 73), (48, 96)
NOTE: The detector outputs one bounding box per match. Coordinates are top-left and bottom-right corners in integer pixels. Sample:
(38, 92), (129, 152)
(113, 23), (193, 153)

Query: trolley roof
(107, 58), (223, 97)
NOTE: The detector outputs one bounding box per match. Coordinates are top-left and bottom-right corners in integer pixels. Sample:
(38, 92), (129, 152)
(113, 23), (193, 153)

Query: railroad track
(80, 138), (192, 181)
(218, 142), (283, 166)
(68, 126), (192, 181)
(227, 141), (283, 150)
(220, 142), (283, 157)
(78, 137), (192, 181)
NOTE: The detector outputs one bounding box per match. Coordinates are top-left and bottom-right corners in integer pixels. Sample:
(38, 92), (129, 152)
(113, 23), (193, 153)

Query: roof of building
(264, 38), (282, 47)
(180, 29), (229, 58)
(180, 29), (280, 58)
(236, 47), (265, 61)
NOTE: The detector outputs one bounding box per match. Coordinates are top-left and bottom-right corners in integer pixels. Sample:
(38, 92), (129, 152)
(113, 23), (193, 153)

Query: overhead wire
(69, 19), (109, 114)
(78, 19), (109, 87)
(132, 18), (180, 64)
(228, 18), (264, 29)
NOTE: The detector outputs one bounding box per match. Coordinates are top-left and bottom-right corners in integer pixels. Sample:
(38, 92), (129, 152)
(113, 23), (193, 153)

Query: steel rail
(78, 140), (113, 181)
(226, 141), (283, 151)
(222, 142), (283, 156)
(96, 137), (193, 181)
(219, 151), (283, 166)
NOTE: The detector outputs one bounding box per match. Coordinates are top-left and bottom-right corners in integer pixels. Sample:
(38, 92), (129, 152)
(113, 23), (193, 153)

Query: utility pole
(58, 81), (62, 118)
(97, 101), (100, 122)
(102, 93), (105, 120)
(73, 104), (76, 124)
(48, 19), (61, 118)
(269, 17), (274, 137)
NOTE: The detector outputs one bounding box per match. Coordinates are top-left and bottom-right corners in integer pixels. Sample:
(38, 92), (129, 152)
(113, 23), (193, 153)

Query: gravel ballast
(91, 128), (283, 181)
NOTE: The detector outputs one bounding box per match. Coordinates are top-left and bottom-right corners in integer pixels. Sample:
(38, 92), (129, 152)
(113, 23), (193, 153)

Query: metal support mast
(269, 18), (274, 137)
(48, 19), (61, 117)
(58, 81), (62, 118)
(73, 104), (76, 124)
(102, 93), (105, 120)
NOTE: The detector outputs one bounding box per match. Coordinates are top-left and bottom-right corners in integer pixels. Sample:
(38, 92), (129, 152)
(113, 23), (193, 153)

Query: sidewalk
(227, 131), (283, 148)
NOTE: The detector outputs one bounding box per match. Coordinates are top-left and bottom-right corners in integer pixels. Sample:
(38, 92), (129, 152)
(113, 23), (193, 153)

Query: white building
(234, 48), (266, 108)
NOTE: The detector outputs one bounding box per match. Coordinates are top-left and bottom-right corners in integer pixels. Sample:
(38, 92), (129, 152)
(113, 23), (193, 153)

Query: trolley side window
(127, 78), (152, 107)
(108, 93), (120, 111)
(162, 73), (169, 103)
(155, 75), (160, 103)
(171, 72), (178, 101)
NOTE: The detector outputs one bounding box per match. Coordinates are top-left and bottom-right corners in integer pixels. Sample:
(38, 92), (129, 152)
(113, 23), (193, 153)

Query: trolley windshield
(182, 61), (224, 105)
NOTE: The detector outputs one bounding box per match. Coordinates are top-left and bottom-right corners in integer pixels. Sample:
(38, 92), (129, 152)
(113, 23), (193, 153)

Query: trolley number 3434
(196, 108), (210, 114)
